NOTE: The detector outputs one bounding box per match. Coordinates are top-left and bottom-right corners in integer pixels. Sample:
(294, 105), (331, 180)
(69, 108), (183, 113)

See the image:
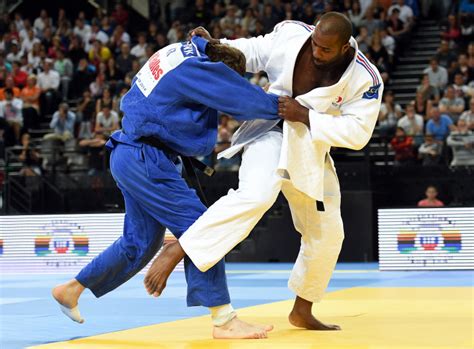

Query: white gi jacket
(220, 20), (383, 201)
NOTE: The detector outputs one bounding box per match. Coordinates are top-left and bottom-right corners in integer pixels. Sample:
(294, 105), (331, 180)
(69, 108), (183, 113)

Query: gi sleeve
(220, 21), (292, 73)
(174, 59), (279, 121)
(308, 80), (384, 150)
(221, 35), (273, 73)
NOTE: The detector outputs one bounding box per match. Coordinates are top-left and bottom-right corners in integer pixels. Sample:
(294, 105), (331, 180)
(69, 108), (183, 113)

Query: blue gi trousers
(75, 141), (230, 307)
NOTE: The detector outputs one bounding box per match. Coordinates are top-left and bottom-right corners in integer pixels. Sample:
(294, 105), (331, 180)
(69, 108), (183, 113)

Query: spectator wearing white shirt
(73, 19), (91, 43)
(83, 21), (109, 53)
(33, 9), (52, 33)
(397, 102), (424, 144)
(460, 98), (474, 130)
(79, 105), (119, 148)
(388, 0), (415, 26)
(54, 50), (74, 100)
(130, 33), (147, 59)
(18, 19), (35, 42)
(0, 88), (23, 142)
(21, 28), (40, 53)
(380, 28), (396, 60)
(13, 13), (25, 32)
(139, 45), (155, 67)
(166, 20), (178, 43)
(347, 1), (364, 29)
(110, 24), (131, 50)
(453, 73), (473, 98)
(6, 41), (23, 64)
(27, 42), (42, 70)
(38, 59), (60, 116)
(423, 58), (448, 90)
(447, 119), (474, 166)
(439, 85), (466, 122)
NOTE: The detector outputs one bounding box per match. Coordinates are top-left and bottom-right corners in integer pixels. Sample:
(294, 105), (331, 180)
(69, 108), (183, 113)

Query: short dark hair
(206, 42), (246, 76)
(317, 12), (353, 45)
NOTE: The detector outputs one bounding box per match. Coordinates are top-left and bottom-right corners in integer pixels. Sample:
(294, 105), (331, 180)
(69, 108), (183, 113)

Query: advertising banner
(378, 208), (474, 270)
(0, 214), (183, 273)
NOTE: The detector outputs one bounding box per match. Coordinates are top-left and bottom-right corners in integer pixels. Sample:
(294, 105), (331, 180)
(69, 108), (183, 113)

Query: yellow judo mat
(30, 287), (473, 349)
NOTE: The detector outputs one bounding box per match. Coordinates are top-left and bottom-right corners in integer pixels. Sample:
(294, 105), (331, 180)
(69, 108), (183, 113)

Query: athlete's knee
(118, 234), (163, 264)
(237, 183), (279, 210)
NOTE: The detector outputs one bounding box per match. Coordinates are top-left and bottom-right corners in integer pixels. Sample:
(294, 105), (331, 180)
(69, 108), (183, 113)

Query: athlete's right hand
(189, 26), (220, 44)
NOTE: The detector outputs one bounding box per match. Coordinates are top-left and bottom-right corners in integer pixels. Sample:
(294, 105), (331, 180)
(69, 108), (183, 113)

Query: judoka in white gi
(145, 12), (383, 331)
(52, 36), (279, 339)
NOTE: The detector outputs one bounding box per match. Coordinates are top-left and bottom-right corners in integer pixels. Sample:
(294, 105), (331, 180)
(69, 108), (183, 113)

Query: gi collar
(191, 36), (209, 56)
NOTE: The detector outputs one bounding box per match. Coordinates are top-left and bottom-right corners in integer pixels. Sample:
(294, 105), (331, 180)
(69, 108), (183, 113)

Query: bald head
(316, 12), (352, 46)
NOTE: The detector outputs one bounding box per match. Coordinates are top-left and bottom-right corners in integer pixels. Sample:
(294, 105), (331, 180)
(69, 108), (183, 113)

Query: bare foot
(52, 279), (85, 323)
(288, 296), (340, 330)
(144, 241), (185, 297)
(213, 316), (273, 339)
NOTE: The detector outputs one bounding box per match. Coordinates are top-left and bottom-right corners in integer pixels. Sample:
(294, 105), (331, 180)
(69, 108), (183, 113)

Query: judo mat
(0, 263), (472, 349)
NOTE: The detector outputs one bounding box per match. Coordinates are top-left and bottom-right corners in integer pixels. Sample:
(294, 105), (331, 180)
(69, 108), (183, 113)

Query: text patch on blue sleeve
(362, 83), (381, 100)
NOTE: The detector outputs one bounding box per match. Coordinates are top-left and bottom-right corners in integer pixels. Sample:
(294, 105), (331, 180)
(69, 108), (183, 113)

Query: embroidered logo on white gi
(362, 84), (381, 100)
(332, 96), (343, 107)
(166, 47), (176, 56)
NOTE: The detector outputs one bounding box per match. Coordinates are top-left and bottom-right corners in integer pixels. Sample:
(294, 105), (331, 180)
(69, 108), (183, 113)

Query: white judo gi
(179, 21), (383, 302)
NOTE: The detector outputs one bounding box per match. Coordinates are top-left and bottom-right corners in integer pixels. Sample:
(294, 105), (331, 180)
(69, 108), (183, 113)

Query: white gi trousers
(179, 131), (345, 303)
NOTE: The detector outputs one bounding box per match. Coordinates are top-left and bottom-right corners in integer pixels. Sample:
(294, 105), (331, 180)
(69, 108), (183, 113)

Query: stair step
(411, 42), (441, 50)
(398, 56), (431, 63)
(389, 77), (420, 84)
(413, 31), (440, 37)
(412, 49), (437, 55)
(393, 92), (416, 99)
(387, 85), (418, 92)
(420, 20), (439, 26)
(396, 63), (427, 70)
(394, 98), (415, 106)
(410, 37), (441, 44)
(419, 25), (440, 30)
(387, 86), (416, 96)
(392, 72), (424, 80)
(416, 26), (440, 32)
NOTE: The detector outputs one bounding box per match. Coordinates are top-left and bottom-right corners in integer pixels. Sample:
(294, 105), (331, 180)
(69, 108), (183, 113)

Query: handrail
(8, 175), (32, 213)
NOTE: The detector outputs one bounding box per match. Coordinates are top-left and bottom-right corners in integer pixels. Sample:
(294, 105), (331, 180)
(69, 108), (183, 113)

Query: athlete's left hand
(278, 96), (310, 127)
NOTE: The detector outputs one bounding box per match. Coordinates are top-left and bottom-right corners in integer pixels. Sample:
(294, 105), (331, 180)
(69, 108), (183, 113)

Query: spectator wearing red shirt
(111, 4), (129, 27)
(441, 14), (461, 42)
(390, 127), (416, 165)
(418, 185), (445, 207)
(11, 61), (27, 88)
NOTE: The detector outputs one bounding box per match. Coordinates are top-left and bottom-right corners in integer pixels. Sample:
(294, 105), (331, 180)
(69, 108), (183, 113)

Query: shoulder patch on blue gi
(362, 83), (381, 100)
(180, 42), (197, 57)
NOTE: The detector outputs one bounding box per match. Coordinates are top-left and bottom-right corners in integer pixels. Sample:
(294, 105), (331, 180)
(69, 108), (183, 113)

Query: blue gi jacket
(110, 36), (279, 157)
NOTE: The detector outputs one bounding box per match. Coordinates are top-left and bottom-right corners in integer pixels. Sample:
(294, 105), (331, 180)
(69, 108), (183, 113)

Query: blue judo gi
(75, 36), (279, 307)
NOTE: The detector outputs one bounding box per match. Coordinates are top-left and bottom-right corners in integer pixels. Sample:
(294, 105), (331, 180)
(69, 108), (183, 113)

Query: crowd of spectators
(384, 3), (474, 168)
(0, 1), (472, 177)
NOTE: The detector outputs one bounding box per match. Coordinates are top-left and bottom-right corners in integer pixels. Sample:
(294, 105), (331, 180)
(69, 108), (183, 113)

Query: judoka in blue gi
(53, 36), (278, 339)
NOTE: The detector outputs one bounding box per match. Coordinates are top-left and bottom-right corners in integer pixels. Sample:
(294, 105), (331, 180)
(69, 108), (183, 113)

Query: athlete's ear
(341, 42), (350, 53)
